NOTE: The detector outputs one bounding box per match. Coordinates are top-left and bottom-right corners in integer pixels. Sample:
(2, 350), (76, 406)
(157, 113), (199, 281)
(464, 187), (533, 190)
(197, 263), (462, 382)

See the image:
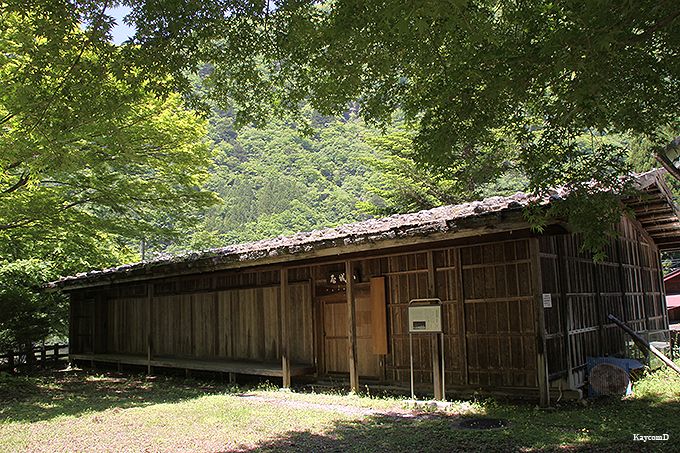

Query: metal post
(408, 298), (444, 400)
(409, 330), (415, 399)
(441, 332), (446, 400)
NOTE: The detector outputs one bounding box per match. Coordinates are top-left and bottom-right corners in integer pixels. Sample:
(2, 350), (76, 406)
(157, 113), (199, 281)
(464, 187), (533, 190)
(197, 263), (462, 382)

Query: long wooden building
(51, 169), (679, 404)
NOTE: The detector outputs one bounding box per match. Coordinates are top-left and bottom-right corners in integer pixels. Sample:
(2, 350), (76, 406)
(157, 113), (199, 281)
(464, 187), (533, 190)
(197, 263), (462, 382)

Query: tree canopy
(1, 3), (216, 266)
(115, 1), (680, 186)
(8, 2), (680, 233)
(0, 1), (216, 351)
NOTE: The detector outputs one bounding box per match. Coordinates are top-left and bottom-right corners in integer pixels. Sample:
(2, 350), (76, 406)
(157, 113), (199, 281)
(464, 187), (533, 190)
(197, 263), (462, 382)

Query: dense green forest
(151, 107), (531, 257)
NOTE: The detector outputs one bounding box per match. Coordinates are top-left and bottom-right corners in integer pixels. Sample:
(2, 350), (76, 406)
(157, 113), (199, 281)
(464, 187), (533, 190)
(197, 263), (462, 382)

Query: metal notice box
(408, 305), (442, 333)
(408, 298), (445, 399)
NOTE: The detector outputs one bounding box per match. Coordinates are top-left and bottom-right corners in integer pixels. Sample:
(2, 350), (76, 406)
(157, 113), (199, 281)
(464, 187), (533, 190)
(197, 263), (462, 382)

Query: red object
(665, 269), (680, 295)
(666, 294), (680, 309)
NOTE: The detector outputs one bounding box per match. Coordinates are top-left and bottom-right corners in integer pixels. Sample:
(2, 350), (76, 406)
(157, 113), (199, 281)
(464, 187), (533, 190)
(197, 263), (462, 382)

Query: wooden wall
(459, 241), (538, 388)
(71, 268), (314, 366)
(312, 238), (540, 390)
(68, 222), (667, 394)
(539, 216), (668, 387)
(70, 236), (543, 391)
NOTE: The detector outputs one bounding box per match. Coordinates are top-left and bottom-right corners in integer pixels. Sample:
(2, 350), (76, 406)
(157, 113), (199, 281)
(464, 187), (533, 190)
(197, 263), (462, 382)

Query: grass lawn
(1, 366), (679, 452)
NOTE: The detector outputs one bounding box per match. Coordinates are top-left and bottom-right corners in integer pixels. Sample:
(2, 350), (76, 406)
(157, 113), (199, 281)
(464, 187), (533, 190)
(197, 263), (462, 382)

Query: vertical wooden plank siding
(427, 251), (443, 400)
(454, 247), (469, 386)
(346, 260), (359, 391)
(538, 216), (668, 389)
(386, 254), (433, 385)
(530, 238), (550, 406)
(289, 282), (314, 363)
(370, 277), (388, 354)
(460, 240), (537, 388)
(67, 216), (669, 403)
(281, 268), (290, 388)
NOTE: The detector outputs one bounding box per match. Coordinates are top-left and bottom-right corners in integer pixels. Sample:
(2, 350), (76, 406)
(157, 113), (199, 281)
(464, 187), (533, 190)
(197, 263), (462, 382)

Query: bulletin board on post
(408, 298), (445, 400)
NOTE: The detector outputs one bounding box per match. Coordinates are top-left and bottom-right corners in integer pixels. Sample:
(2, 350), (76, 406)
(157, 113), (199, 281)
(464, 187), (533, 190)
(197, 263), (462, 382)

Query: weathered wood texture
(370, 277), (388, 355)
(72, 269), (314, 368)
(68, 223), (668, 395)
(461, 240), (537, 388)
(71, 237), (542, 391)
(539, 216), (669, 387)
(319, 283), (382, 378)
(379, 239), (537, 389)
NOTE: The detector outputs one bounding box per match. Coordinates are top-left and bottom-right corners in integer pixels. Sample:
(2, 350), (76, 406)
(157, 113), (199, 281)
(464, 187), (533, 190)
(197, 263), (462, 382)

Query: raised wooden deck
(70, 353), (315, 377)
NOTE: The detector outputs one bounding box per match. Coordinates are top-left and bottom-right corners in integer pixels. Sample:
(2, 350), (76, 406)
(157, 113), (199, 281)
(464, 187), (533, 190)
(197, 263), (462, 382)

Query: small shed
(50, 169), (679, 403)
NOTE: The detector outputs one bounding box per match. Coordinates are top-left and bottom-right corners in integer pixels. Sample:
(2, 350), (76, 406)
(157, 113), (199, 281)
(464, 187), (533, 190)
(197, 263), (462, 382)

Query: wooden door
(322, 292), (348, 373)
(321, 286), (381, 378)
(354, 288), (382, 377)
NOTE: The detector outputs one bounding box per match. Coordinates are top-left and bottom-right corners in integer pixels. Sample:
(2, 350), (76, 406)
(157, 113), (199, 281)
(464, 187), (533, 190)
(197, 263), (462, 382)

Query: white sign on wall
(542, 293), (553, 308)
(408, 305), (442, 333)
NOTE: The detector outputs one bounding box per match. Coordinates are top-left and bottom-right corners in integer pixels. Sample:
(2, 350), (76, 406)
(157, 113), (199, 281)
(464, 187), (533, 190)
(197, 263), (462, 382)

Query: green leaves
(0, 8), (217, 267)
(0, 260), (67, 350)
(184, 110), (377, 248)
(118, 1), (680, 251)
(0, 2), (221, 349)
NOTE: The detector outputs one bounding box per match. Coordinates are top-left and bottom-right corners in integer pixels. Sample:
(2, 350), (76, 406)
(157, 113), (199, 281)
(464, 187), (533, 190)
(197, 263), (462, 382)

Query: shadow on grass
(0, 367), (228, 423)
(237, 398), (680, 453)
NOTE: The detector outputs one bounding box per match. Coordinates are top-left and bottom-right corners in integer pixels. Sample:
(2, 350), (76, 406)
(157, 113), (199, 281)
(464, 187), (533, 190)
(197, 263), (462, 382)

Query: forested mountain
(156, 108), (529, 255)
(204, 111), (378, 243)
(154, 109), (680, 264)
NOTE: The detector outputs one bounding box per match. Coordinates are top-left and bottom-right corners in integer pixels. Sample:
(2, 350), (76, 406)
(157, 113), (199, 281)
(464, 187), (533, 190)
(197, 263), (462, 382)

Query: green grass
(1, 366), (679, 452)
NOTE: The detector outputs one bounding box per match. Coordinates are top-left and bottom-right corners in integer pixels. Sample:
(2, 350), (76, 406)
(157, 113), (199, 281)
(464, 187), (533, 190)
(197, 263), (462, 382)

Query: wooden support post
(229, 372), (236, 384)
(656, 251), (670, 332)
(68, 298), (75, 358)
(281, 268), (291, 389)
(91, 298), (96, 355)
(615, 239), (629, 323)
(313, 267), (325, 377)
(147, 283), (153, 375)
(634, 234), (651, 334)
(346, 260), (359, 392)
(530, 239), (550, 407)
(427, 251), (444, 400)
(7, 350), (14, 371)
(53, 344), (59, 363)
(592, 259), (605, 356)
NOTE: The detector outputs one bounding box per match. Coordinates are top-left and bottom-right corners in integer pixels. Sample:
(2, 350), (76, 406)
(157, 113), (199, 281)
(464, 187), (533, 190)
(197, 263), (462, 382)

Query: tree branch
(3, 171), (30, 194)
(630, 9), (680, 43)
(24, 0), (111, 136)
(0, 197), (94, 231)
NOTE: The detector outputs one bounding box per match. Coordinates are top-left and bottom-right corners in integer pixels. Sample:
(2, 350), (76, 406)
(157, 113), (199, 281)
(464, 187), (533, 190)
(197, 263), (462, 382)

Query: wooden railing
(0, 344), (69, 370)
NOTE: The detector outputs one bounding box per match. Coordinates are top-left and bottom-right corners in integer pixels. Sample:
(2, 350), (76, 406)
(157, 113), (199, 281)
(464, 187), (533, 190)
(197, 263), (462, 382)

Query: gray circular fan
(590, 363), (629, 396)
